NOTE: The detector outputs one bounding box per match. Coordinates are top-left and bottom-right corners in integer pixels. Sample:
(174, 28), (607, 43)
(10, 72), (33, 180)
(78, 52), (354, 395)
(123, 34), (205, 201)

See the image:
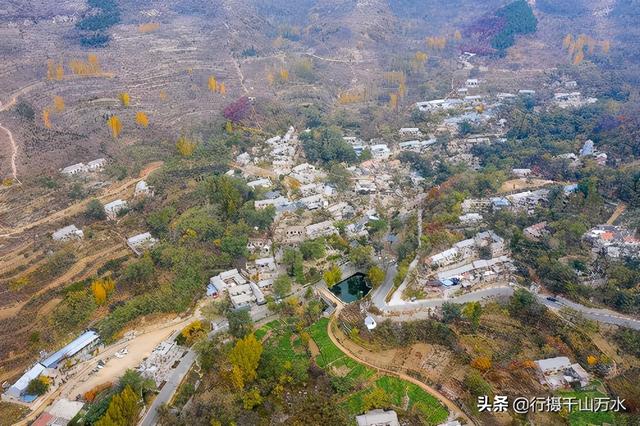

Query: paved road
(538, 294), (640, 330)
(139, 350), (196, 426)
(370, 262), (640, 330)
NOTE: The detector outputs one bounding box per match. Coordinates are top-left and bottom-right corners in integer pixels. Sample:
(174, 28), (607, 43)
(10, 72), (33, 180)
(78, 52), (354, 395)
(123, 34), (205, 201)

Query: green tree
(441, 302), (462, 323)
(462, 301), (482, 331)
(26, 376), (49, 395)
(283, 248), (304, 283)
(367, 266), (385, 288)
(349, 245), (373, 269)
(323, 265), (342, 287)
(362, 386), (392, 411)
(122, 254), (154, 285)
(85, 198), (106, 220)
(227, 309), (253, 338)
(272, 275), (292, 299)
(300, 238), (326, 260)
(464, 370), (493, 397)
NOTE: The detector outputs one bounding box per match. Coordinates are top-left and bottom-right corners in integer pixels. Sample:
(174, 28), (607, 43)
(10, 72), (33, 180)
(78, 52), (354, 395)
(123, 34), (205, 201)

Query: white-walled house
(104, 199), (128, 220)
(127, 232), (158, 255)
(52, 225), (84, 241)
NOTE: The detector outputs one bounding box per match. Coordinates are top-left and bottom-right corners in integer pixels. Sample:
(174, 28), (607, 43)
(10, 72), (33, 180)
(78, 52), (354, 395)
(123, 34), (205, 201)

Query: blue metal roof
(41, 331), (100, 368)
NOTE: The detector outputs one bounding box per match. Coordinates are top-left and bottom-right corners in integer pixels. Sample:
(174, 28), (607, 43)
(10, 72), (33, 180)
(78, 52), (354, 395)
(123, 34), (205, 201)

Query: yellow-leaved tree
(279, 68), (289, 82)
(107, 116), (122, 138)
(573, 50), (584, 65)
(53, 96), (65, 113)
(91, 276), (115, 305)
(454, 30), (462, 41)
(135, 112), (149, 128)
(43, 109), (52, 128)
(229, 334), (263, 385)
(219, 82), (226, 95)
(119, 92), (130, 107)
(389, 93), (398, 110)
(208, 75), (218, 93)
(55, 64), (64, 81)
(176, 135), (196, 157)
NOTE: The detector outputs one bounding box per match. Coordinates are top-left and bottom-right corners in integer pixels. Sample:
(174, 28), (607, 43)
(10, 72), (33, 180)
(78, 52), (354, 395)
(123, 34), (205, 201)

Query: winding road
(370, 263), (640, 330)
(0, 82), (43, 183)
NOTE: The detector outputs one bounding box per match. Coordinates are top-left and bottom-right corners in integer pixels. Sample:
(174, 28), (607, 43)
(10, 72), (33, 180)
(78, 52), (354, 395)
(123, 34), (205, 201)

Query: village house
(275, 224), (306, 245)
(52, 224), (84, 241)
(553, 92), (597, 109)
(398, 127), (424, 138)
(461, 198), (491, 213)
(247, 257), (277, 282)
(506, 189), (549, 214)
(306, 220), (338, 239)
(427, 231), (505, 268)
(236, 152), (251, 166)
(355, 409), (399, 426)
(436, 255), (514, 286)
(328, 202), (355, 220)
(415, 98), (463, 112)
(534, 356), (590, 390)
(459, 213), (483, 225)
(370, 144), (391, 159)
(512, 168), (532, 178)
(398, 139), (437, 152)
(465, 78), (479, 88)
(490, 197), (511, 211)
(298, 194), (328, 210)
(86, 158), (106, 171)
(4, 331), (101, 402)
(247, 178), (272, 189)
(524, 222), (549, 241)
(580, 140), (594, 157)
(60, 158), (106, 176)
(134, 180), (153, 197)
(583, 225), (640, 259)
(127, 232), (158, 256)
(60, 163), (87, 176)
(247, 238), (272, 257)
(355, 179), (377, 194)
(208, 269), (246, 297)
(255, 196), (290, 211)
(104, 199), (128, 220)
(32, 398), (84, 426)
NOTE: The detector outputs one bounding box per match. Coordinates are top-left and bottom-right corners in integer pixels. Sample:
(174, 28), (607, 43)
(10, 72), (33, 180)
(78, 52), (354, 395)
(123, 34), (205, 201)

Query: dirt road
(0, 82), (45, 182)
(606, 202), (626, 225)
(0, 122), (19, 182)
(326, 313), (474, 425)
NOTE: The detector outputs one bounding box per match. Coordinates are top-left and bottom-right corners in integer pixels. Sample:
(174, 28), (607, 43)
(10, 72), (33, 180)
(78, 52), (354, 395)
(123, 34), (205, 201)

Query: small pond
(329, 272), (371, 303)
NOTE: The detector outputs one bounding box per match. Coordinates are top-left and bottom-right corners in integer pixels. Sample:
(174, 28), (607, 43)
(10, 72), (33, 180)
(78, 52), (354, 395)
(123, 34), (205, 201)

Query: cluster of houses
(553, 91), (598, 109)
(60, 158), (107, 176)
(583, 225), (640, 260)
(460, 189), (550, 217)
(425, 231), (514, 288)
(207, 269), (266, 309)
(3, 331), (101, 403)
